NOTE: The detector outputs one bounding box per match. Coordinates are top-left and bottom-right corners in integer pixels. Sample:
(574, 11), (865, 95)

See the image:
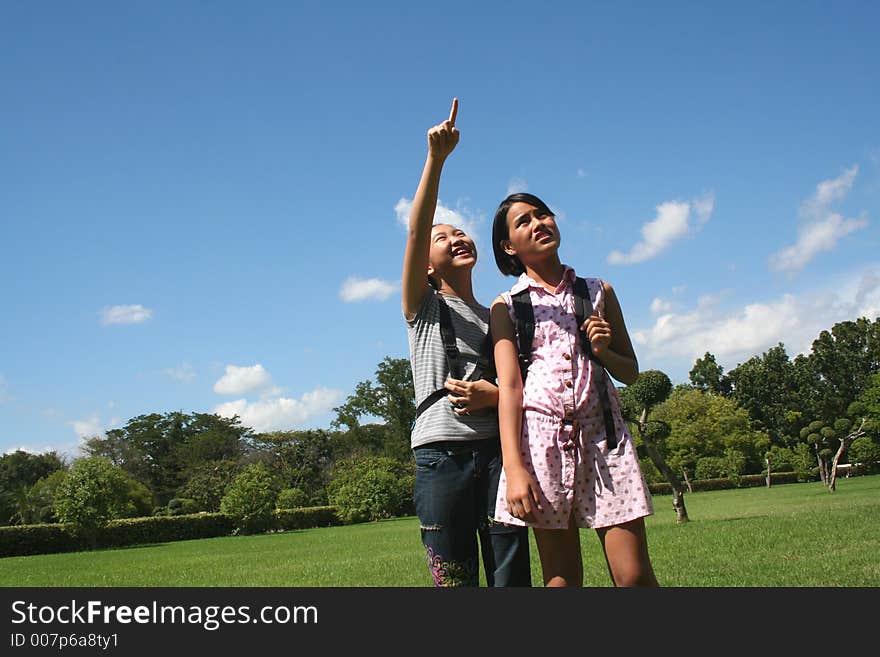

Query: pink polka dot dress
(494, 267), (654, 530)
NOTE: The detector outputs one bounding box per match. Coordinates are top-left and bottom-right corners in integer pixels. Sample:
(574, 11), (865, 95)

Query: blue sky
(2, 1), (878, 458)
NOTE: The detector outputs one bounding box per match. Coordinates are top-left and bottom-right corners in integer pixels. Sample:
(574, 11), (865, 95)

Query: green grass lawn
(2, 475), (878, 587)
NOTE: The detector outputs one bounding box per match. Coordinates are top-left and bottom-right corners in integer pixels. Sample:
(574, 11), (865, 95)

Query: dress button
(563, 353), (571, 360)
(565, 380), (573, 388)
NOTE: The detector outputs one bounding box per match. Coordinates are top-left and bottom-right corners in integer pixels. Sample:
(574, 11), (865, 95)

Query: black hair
(491, 192), (555, 276)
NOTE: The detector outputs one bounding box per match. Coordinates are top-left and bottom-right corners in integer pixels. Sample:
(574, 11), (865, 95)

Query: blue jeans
(413, 439), (532, 587)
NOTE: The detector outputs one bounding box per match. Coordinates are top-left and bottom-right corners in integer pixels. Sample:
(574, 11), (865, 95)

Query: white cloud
(693, 192), (715, 224)
(770, 166), (868, 276)
(650, 298), (674, 315)
(165, 361), (197, 383)
(70, 414), (106, 439)
(607, 193), (714, 265)
(101, 304), (153, 325)
(395, 197), (481, 243)
(394, 198), (412, 227)
(4, 444), (66, 456)
(632, 267), (880, 375)
(507, 177), (529, 195)
(339, 277), (398, 302)
(855, 272), (880, 309)
(213, 364), (273, 395)
(608, 202), (688, 264)
(768, 213), (869, 274)
(811, 165), (858, 208)
(213, 387), (344, 433)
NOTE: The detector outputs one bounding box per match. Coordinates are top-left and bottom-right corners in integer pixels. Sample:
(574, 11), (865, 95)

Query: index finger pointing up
(448, 98), (458, 126)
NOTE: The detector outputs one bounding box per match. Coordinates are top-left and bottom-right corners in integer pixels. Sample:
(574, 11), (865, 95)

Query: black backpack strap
(572, 277), (618, 449)
(415, 295), (493, 420)
(415, 388), (449, 418)
(511, 289), (535, 384)
(436, 295), (462, 380)
(468, 330), (494, 383)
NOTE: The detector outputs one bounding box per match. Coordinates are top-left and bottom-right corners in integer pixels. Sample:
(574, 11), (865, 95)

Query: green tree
(619, 370), (688, 524)
(652, 386), (770, 476)
(808, 317), (880, 425)
(250, 430), (332, 504)
(276, 487), (310, 509)
(83, 412), (251, 506)
(332, 357), (416, 462)
(174, 413), (246, 472)
(849, 437), (880, 473)
(328, 424), (391, 461)
(177, 459), (240, 512)
(727, 343), (802, 448)
(54, 457), (144, 546)
(849, 372), (880, 472)
(11, 469), (68, 524)
(327, 455), (415, 524)
(220, 462), (279, 535)
(688, 352), (731, 396)
(0, 450), (65, 525)
(858, 371), (880, 422)
(791, 319), (880, 488)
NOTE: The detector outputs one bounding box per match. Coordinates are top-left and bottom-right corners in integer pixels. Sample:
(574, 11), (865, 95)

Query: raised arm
(401, 98), (460, 320)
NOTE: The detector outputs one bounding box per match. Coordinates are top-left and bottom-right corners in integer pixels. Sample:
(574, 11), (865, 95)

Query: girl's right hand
(505, 465), (542, 521)
(426, 98), (459, 161)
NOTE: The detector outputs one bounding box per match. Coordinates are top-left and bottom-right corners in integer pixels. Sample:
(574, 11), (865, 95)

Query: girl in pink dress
(489, 192), (659, 587)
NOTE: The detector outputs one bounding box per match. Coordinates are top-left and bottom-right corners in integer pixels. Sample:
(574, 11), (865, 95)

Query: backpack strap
(414, 295), (493, 420)
(436, 294), (462, 380)
(511, 289), (535, 384)
(572, 277), (618, 449)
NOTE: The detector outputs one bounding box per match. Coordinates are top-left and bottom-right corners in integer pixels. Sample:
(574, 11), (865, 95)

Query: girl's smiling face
(427, 223), (477, 280)
(502, 201), (560, 265)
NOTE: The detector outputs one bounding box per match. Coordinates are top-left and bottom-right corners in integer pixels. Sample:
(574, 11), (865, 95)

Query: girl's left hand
(581, 313), (612, 358)
(445, 378), (499, 415)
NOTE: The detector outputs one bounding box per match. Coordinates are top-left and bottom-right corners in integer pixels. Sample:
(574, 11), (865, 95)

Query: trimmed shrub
(648, 472), (802, 495)
(275, 506), (341, 531)
(0, 513), (235, 558)
(95, 513), (235, 548)
(0, 523), (88, 557)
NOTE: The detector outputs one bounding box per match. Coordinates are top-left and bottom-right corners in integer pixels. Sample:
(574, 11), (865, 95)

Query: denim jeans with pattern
(413, 439), (532, 587)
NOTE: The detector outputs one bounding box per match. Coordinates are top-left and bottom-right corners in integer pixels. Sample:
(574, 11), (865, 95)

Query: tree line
(1, 316), (878, 528)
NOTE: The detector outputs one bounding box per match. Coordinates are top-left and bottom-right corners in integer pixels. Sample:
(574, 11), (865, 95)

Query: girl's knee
(544, 574), (582, 587)
(612, 563), (657, 587)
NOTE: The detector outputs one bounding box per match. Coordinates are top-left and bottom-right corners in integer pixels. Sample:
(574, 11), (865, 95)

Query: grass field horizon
(2, 475), (878, 587)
